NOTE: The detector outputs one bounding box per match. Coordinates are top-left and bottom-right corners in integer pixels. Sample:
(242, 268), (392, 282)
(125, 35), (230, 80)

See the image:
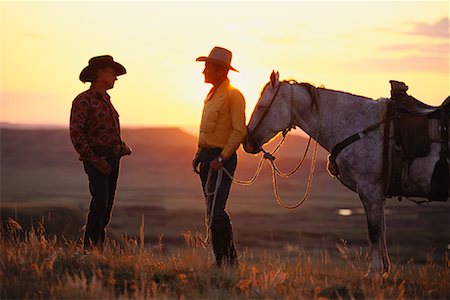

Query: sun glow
(1, 1), (448, 128)
(229, 67), (270, 119)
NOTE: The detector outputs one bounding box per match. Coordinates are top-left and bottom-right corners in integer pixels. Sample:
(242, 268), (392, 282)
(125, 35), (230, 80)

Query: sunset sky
(1, 1), (449, 130)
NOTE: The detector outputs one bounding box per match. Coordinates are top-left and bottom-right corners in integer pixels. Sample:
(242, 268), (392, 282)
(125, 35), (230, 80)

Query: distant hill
(1, 127), (348, 212)
(0, 126), (197, 165)
(0, 126), (328, 168)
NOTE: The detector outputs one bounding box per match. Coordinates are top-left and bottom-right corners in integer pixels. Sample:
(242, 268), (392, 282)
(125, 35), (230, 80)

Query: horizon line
(0, 122), (309, 137)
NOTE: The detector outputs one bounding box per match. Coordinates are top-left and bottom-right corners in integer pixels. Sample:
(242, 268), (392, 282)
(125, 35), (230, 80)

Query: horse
(243, 71), (449, 277)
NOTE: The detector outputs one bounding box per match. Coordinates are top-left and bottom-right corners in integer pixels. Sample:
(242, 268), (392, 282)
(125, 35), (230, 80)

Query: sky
(0, 1), (449, 129)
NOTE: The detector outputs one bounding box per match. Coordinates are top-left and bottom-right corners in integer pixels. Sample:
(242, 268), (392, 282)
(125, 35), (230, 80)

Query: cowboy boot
(222, 221), (238, 267)
(211, 220), (225, 267)
(211, 218), (238, 267)
(227, 221), (239, 267)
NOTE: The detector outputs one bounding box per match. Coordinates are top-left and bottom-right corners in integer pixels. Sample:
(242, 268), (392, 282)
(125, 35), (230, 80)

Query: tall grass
(1, 218), (449, 299)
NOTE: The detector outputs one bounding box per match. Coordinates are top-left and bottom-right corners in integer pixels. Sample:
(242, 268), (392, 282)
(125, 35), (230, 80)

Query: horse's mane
(305, 83), (374, 102)
(261, 80), (379, 106)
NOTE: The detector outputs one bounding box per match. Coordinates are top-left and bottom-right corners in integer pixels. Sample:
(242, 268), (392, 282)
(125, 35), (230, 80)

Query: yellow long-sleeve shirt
(198, 79), (247, 158)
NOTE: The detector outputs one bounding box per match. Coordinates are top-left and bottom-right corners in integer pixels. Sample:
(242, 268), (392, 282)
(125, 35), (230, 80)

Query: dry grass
(1, 218), (449, 300)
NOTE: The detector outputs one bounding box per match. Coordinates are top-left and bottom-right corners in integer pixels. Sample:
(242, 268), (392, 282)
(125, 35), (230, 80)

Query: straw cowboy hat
(79, 55), (126, 82)
(196, 47), (238, 72)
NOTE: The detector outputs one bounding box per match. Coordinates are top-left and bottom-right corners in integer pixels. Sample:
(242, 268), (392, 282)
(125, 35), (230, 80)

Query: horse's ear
(270, 70), (280, 88)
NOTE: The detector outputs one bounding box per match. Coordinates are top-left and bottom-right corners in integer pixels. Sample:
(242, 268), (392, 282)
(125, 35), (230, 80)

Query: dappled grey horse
(243, 71), (449, 277)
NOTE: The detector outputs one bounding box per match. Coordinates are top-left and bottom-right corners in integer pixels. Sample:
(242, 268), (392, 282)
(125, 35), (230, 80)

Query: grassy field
(1, 220), (449, 299)
(1, 127), (449, 298)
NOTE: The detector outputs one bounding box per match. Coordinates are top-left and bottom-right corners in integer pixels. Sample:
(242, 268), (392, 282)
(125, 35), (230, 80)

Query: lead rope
(202, 135), (287, 244)
(267, 82), (321, 209)
(222, 155), (265, 185)
(269, 140), (318, 209)
(270, 80), (312, 179)
(272, 137), (312, 178)
(203, 168), (223, 243)
(220, 129), (290, 185)
(202, 135), (288, 243)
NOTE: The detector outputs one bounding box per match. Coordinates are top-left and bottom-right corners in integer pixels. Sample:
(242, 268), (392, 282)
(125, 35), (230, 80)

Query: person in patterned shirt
(70, 55), (131, 251)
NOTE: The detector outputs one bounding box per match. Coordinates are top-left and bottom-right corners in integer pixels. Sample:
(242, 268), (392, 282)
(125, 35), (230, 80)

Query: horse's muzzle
(243, 138), (261, 154)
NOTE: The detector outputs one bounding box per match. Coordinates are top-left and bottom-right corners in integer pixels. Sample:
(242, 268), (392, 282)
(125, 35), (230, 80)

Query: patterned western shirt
(70, 89), (127, 161)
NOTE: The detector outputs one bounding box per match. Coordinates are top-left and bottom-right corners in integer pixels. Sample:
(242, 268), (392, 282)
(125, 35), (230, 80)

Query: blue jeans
(198, 148), (237, 222)
(198, 148), (238, 266)
(83, 155), (120, 250)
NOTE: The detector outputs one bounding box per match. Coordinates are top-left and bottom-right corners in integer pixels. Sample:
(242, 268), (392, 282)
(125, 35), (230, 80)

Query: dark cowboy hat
(196, 46), (238, 72)
(79, 55), (126, 82)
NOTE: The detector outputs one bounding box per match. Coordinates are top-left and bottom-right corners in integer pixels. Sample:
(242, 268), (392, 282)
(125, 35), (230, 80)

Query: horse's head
(244, 71), (293, 154)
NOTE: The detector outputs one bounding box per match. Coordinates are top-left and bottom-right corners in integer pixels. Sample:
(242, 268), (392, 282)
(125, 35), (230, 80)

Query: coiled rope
(202, 134), (318, 243)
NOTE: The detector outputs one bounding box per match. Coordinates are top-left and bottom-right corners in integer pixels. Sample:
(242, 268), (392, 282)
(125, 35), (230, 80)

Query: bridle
(247, 80), (315, 158)
(244, 80), (320, 209)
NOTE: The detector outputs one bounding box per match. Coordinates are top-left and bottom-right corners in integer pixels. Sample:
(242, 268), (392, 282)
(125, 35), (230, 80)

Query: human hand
(120, 144), (132, 156)
(92, 157), (112, 175)
(209, 157), (224, 172)
(192, 153), (200, 174)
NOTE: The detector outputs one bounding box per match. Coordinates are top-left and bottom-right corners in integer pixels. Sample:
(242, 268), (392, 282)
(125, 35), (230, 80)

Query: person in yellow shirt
(193, 47), (247, 267)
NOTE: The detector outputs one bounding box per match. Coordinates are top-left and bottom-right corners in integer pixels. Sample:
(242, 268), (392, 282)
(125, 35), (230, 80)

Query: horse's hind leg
(360, 193), (390, 277)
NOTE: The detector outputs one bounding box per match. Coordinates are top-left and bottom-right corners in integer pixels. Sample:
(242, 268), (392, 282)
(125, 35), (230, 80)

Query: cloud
(344, 55), (448, 73)
(365, 18), (449, 73)
(405, 17), (449, 39)
(378, 43), (449, 54)
(374, 17), (449, 39)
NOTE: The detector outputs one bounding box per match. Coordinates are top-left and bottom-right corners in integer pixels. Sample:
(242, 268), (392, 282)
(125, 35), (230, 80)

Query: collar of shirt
(205, 78), (230, 104)
(88, 88), (111, 103)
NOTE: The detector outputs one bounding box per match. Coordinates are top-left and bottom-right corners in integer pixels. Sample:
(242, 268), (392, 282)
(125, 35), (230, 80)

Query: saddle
(384, 80), (449, 202)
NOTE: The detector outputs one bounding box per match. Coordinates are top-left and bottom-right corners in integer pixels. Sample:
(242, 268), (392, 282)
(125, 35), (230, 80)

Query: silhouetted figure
(192, 47), (247, 267)
(70, 55), (131, 251)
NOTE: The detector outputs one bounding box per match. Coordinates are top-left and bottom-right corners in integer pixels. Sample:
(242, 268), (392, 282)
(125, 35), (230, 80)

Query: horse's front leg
(360, 193), (390, 278)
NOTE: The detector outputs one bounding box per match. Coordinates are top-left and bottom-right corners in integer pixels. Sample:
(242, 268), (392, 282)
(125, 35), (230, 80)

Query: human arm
(220, 90), (247, 159)
(70, 98), (111, 174)
(192, 148), (201, 173)
(70, 98), (95, 160)
(120, 142), (132, 156)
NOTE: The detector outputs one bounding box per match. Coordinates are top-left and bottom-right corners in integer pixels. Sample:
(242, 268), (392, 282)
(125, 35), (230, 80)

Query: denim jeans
(198, 148), (237, 222)
(198, 148), (238, 266)
(83, 155), (120, 250)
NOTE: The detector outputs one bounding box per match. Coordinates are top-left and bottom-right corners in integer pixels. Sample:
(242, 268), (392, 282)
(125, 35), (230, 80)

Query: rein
(203, 168), (223, 243)
(271, 139), (318, 209)
(247, 82), (283, 139)
(220, 133), (317, 210)
(243, 80), (321, 209)
(222, 80), (298, 186)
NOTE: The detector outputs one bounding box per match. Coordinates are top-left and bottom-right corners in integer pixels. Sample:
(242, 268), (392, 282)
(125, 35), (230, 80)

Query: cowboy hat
(196, 46), (238, 72)
(79, 55), (126, 82)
